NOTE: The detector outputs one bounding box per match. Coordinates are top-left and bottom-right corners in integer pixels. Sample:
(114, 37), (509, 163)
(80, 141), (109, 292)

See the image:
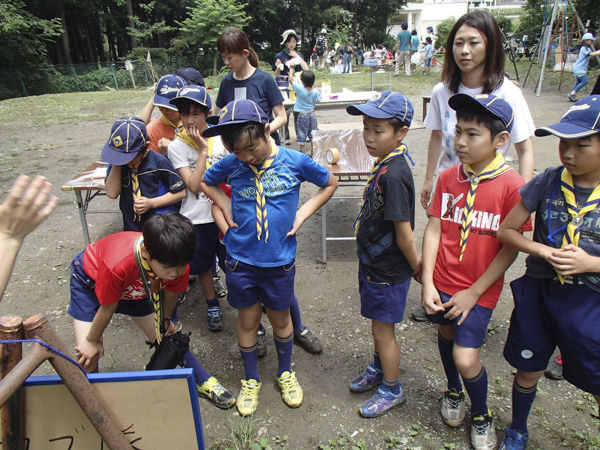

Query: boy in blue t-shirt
(200, 99), (338, 416)
(103, 116), (186, 232)
(346, 91), (420, 418)
(289, 65), (322, 156)
(498, 95), (600, 450)
(423, 37), (434, 76)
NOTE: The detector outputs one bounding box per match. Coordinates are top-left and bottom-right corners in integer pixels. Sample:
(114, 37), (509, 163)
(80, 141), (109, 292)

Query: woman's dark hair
(142, 212), (196, 267)
(441, 10), (505, 94)
(217, 27), (260, 68)
(220, 122), (268, 151)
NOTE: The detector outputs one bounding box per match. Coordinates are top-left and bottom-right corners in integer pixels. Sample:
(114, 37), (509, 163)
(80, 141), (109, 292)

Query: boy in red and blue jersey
(498, 95), (600, 450)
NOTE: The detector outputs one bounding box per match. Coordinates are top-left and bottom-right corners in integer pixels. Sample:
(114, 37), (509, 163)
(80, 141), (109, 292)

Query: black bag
(316, 37), (326, 56)
(146, 331), (191, 371)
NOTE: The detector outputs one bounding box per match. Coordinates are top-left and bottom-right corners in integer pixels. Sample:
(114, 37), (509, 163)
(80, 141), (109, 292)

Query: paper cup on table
(326, 148), (340, 164)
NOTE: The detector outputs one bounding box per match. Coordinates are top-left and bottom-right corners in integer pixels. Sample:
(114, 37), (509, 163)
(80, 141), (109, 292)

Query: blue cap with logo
(535, 95), (600, 139)
(202, 100), (269, 138)
(449, 93), (514, 133)
(153, 74), (187, 110)
(169, 85), (212, 110)
(346, 91), (414, 127)
(101, 116), (148, 165)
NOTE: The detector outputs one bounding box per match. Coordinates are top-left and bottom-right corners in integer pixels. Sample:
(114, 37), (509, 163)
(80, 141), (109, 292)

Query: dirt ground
(0, 82), (598, 450)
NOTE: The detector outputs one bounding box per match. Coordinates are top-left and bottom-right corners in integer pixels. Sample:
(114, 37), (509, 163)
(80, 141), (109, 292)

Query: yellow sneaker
(197, 376), (236, 409)
(236, 379), (262, 416)
(278, 371), (303, 408)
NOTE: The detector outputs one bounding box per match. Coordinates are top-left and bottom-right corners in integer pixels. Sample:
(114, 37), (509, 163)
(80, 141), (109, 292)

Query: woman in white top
(420, 10), (535, 210)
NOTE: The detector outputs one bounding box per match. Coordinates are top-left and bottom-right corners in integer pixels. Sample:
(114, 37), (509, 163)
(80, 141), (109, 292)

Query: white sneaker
(471, 411), (498, 450)
(440, 389), (466, 427)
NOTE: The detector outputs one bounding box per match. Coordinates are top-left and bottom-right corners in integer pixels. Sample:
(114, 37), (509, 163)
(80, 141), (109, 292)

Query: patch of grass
(211, 416), (273, 450)
(318, 427), (369, 450)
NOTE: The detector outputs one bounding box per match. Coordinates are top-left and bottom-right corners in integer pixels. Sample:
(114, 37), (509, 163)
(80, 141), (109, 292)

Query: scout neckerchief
(353, 144), (414, 236)
(134, 237), (164, 344)
(160, 114), (180, 131)
(175, 126), (214, 170)
(248, 139), (279, 242)
(131, 161), (143, 222)
(555, 168), (600, 283)
(459, 152), (510, 261)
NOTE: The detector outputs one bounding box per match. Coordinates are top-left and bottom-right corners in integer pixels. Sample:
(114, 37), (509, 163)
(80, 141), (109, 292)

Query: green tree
(435, 16), (456, 51)
(179, 0), (249, 76)
(0, 0), (62, 68)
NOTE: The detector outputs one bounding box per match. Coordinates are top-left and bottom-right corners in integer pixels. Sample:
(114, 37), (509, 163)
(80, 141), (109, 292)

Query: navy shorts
(224, 253), (295, 311)
(359, 264), (410, 323)
(67, 252), (154, 322)
(190, 222), (220, 275)
(296, 112), (318, 144)
(504, 274), (600, 395)
(427, 289), (493, 349)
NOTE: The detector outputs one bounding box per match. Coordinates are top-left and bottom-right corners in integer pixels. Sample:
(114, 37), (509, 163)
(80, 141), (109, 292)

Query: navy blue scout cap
(535, 95), (600, 139)
(169, 85), (212, 110)
(449, 93), (514, 133)
(101, 116), (148, 165)
(153, 74), (187, 110)
(202, 100), (269, 138)
(346, 91), (414, 127)
(175, 67), (205, 87)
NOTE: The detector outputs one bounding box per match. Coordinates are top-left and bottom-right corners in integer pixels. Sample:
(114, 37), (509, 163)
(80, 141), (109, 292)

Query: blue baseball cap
(153, 74), (187, 110)
(175, 67), (205, 87)
(346, 91), (414, 127)
(426, 26), (434, 32)
(202, 100), (269, 138)
(535, 95), (600, 139)
(101, 116), (148, 165)
(449, 93), (514, 133)
(169, 85), (212, 110)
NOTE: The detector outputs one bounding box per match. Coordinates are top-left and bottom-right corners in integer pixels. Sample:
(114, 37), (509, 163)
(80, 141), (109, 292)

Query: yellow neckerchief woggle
(175, 126), (214, 170)
(545, 167), (600, 283)
(458, 152), (510, 261)
(248, 138), (279, 242)
(353, 144), (414, 236)
(131, 162), (142, 221)
(136, 238), (164, 344)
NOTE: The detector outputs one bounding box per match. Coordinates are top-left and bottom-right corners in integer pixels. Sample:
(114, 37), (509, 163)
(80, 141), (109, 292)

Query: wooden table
(61, 160), (120, 245)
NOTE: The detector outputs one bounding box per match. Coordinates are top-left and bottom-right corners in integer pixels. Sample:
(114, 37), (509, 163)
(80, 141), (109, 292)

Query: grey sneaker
(207, 306), (224, 331)
(471, 411), (498, 450)
(545, 355), (563, 380)
(440, 389), (466, 427)
(257, 328), (267, 359)
(294, 326), (323, 354)
(411, 306), (428, 322)
(213, 276), (228, 298)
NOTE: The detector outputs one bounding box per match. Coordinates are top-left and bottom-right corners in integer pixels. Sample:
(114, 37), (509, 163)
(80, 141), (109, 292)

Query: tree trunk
(126, 0), (138, 50)
(213, 52), (218, 77)
(56, 0), (72, 65)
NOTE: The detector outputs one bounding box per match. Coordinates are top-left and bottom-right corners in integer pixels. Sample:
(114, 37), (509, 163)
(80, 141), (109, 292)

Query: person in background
(568, 32), (600, 102)
(396, 22), (412, 77)
(355, 33), (366, 66)
(175, 67), (205, 87)
(411, 30), (420, 69)
(316, 29), (329, 69)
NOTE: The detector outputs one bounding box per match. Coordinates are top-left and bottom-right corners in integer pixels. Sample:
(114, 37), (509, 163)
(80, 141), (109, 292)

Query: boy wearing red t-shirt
(421, 94), (532, 450)
(67, 212), (235, 409)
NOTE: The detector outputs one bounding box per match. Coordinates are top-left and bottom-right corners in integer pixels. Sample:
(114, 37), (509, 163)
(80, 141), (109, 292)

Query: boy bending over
(200, 99), (338, 416)
(498, 95), (600, 450)
(346, 91), (420, 418)
(422, 94), (531, 450)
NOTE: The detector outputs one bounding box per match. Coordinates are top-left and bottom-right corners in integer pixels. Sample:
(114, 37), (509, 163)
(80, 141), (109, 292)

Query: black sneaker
(213, 276), (228, 298)
(178, 285), (190, 305)
(411, 306), (428, 322)
(257, 328), (267, 359)
(294, 326), (323, 354)
(207, 306), (224, 331)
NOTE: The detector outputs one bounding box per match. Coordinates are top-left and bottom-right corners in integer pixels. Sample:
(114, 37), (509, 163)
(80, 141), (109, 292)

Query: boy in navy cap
(345, 91), (420, 418)
(498, 95), (600, 450)
(104, 116), (186, 233)
(421, 94), (531, 449)
(146, 74), (186, 154)
(175, 67), (205, 87)
(167, 86), (229, 331)
(200, 99), (338, 416)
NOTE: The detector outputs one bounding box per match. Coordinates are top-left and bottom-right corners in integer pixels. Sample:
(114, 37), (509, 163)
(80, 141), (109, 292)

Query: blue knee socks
(438, 331), (462, 392)
(239, 342), (260, 382)
(183, 350), (211, 385)
(463, 366), (488, 414)
(274, 332), (294, 377)
(289, 296), (304, 333)
(511, 379), (537, 434)
(373, 351), (383, 371)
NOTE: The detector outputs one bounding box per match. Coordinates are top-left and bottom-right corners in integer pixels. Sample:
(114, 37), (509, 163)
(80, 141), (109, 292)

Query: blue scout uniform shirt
(107, 150), (185, 232)
(216, 69), (284, 122)
(204, 146), (331, 267)
(272, 50), (305, 78)
(520, 166), (600, 292)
